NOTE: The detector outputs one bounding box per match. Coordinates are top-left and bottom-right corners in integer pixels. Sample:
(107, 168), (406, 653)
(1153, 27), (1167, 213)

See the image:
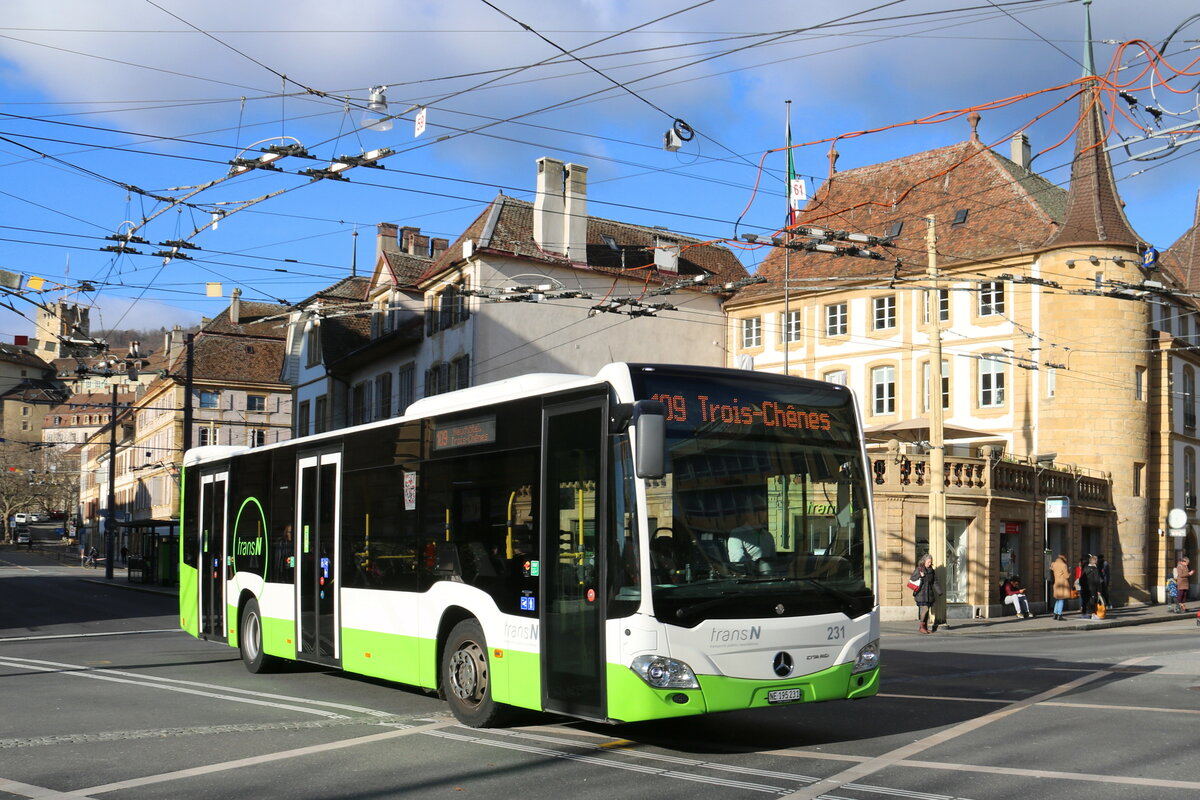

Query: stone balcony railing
(869, 453), (1112, 508)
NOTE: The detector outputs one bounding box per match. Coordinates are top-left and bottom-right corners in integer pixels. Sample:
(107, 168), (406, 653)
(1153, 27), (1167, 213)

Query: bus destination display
(650, 392), (833, 432)
(433, 416), (497, 450)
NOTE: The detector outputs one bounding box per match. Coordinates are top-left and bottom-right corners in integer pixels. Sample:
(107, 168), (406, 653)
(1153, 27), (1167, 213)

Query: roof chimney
(563, 163), (588, 264)
(533, 157), (566, 255)
(1011, 133), (1032, 170)
(230, 287), (241, 325)
(431, 237), (449, 259)
(377, 222), (400, 261)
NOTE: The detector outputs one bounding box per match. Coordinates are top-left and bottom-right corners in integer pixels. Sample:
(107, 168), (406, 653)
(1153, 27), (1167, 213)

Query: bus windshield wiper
(672, 591), (739, 622)
(798, 578), (860, 611)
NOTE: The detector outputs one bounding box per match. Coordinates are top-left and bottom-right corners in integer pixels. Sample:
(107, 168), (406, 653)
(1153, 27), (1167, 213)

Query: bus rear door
(540, 395), (607, 721)
(198, 470), (228, 640)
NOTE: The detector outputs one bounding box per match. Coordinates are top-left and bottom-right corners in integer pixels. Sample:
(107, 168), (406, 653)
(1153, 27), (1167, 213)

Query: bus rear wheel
(239, 598), (279, 674)
(442, 619), (510, 727)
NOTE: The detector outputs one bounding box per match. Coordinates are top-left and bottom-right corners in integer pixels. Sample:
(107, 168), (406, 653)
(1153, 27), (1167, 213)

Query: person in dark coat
(1097, 553), (1111, 607)
(911, 552), (942, 633)
(1081, 555), (1104, 618)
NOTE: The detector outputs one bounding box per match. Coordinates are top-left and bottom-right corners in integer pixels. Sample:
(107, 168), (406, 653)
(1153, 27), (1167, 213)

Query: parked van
(13, 513), (28, 525)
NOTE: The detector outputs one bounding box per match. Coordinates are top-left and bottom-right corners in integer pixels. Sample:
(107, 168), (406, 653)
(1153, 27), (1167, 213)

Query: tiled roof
(0, 343), (55, 372)
(191, 336), (288, 386)
(421, 194), (747, 287)
(736, 138), (1069, 302)
(201, 301), (289, 338)
(319, 313), (373, 365)
(1044, 85), (1142, 249)
(1163, 191), (1200, 292)
(383, 250), (433, 286)
(0, 380), (68, 403)
(296, 276), (370, 306)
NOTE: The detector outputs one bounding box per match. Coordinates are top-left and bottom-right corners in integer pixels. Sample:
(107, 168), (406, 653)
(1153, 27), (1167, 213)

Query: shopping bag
(906, 576), (921, 592)
(1095, 598), (1107, 619)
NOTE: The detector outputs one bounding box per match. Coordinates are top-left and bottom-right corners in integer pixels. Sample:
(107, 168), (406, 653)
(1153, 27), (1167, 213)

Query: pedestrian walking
(1050, 553), (1072, 620)
(1175, 555), (1194, 613)
(1081, 555), (1104, 619)
(910, 552), (942, 634)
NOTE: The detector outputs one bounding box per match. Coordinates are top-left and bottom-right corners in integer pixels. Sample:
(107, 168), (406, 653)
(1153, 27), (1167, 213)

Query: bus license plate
(767, 688), (801, 704)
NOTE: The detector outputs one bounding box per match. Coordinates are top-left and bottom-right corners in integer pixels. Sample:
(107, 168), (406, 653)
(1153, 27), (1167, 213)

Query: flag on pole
(786, 104), (805, 228)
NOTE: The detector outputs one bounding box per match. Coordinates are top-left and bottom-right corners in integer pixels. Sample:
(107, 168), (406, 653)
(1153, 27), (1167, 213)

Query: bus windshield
(630, 366), (875, 624)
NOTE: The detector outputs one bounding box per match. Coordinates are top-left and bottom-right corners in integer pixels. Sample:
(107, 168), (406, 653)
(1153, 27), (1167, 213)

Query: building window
(247, 395), (266, 412)
(314, 395), (328, 434)
(451, 354), (471, 392)
(924, 289), (950, 324)
(823, 369), (847, 386)
(398, 363), (415, 415)
(21, 421), (29, 431)
(922, 360), (950, 411)
(249, 429), (266, 448)
(199, 391), (219, 409)
(305, 323), (322, 367)
(426, 363), (443, 397)
(352, 382), (368, 426)
(979, 357), (1005, 407)
(21, 406), (29, 417)
(1184, 366), (1196, 430)
(376, 372), (393, 420)
(1133, 462), (1145, 497)
(872, 295), (896, 330)
(979, 281), (1005, 316)
(825, 302), (847, 337)
(741, 317), (762, 348)
(297, 400), (310, 438)
(197, 427), (212, 447)
(1187, 448), (1197, 510)
(1134, 365), (1146, 401)
(871, 365), (895, 416)
(780, 310), (801, 344)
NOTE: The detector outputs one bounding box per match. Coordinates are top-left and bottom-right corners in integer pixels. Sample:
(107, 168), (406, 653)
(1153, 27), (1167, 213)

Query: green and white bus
(179, 363), (879, 727)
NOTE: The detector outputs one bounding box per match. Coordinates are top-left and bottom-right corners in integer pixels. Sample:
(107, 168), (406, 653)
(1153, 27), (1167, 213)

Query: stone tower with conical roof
(1035, 0), (1151, 598)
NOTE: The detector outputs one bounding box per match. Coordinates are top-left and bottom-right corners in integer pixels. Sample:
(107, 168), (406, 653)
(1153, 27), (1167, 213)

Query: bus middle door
(296, 451), (342, 666)
(540, 394), (607, 721)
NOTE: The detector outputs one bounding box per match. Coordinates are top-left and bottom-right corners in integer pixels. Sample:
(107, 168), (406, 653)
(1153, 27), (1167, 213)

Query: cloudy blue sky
(1, 0), (1197, 344)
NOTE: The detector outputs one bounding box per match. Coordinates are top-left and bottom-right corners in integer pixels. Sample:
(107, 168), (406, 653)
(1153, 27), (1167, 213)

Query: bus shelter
(120, 519), (178, 586)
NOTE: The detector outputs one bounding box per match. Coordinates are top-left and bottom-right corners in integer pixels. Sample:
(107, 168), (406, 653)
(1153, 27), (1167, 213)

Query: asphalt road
(2, 548), (1198, 800)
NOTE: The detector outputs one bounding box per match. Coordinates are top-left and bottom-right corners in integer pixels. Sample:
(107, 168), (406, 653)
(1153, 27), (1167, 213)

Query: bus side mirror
(633, 400), (665, 479)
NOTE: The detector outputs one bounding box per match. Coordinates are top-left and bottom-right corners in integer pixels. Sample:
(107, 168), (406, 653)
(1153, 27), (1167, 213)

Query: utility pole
(926, 217), (947, 629)
(105, 383), (117, 581)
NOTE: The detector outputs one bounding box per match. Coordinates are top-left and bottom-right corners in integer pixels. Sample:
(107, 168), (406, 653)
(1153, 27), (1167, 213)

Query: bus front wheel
(239, 598), (279, 674)
(442, 619), (510, 727)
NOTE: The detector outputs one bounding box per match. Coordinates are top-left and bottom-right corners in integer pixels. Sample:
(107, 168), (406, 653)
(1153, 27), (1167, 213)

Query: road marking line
(1040, 700), (1200, 715)
(0, 658), (346, 718)
(49, 721), (455, 798)
(776, 656), (1150, 800)
(0, 777), (58, 798)
(2, 655), (392, 718)
(877, 693), (1008, 704)
(0, 630), (182, 643)
(895, 757), (1200, 790)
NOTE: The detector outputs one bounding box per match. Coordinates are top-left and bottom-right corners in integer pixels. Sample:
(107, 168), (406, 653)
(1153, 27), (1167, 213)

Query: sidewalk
(882, 603), (1199, 636)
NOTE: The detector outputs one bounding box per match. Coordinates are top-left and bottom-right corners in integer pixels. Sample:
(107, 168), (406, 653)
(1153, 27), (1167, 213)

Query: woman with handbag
(1175, 555), (1194, 613)
(1050, 553), (1072, 620)
(911, 552), (941, 634)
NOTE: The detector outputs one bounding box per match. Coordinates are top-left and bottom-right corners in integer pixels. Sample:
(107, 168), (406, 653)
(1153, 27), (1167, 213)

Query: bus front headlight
(631, 655), (700, 689)
(852, 640), (879, 674)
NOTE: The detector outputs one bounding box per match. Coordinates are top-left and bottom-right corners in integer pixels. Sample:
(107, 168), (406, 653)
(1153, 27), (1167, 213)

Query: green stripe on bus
(604, 662), (880, 722)
(179, 565), (199, 636)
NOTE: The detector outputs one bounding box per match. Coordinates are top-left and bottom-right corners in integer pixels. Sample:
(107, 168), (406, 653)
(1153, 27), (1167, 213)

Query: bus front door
(198, 471), (228, 641)
(540, 396), (607, 721)
(296, 452), (341, 666)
